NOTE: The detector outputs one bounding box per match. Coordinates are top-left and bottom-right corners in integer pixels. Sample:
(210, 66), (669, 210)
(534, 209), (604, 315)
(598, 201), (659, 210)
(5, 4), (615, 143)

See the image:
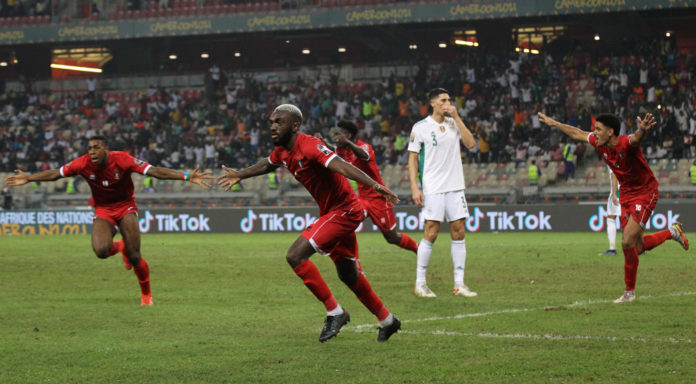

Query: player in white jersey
(599, 167), (620, 255)
(407, 88), (477, 298)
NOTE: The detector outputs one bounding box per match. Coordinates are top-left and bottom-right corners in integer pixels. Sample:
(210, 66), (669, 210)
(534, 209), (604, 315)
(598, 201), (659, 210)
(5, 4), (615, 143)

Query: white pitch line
(349, 329), (694, 344)
(351, 291), (696, 330)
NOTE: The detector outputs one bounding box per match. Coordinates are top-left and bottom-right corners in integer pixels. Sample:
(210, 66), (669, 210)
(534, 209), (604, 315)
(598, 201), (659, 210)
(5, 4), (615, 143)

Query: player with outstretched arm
(538, 112), (689, 303)
(218, 104), (402, 342)
(4, 136), (213, 305)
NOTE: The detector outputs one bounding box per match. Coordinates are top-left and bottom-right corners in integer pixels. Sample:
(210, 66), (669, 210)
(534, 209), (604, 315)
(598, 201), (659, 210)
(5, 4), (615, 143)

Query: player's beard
(272, 130), (292, 147)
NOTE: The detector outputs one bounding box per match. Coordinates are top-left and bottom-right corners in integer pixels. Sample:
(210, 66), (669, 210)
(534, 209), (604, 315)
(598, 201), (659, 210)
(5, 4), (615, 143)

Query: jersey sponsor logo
(317, 144), (333, 156)
(636, 204), (642, 211)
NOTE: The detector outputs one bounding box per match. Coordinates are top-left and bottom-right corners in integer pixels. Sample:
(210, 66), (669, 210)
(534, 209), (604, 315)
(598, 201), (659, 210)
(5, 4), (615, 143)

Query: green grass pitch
(1, 232), (694, 383)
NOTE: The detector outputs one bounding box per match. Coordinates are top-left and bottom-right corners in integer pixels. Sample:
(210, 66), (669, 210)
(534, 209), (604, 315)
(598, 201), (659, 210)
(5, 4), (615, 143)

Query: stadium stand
(1, 12), (695, 208)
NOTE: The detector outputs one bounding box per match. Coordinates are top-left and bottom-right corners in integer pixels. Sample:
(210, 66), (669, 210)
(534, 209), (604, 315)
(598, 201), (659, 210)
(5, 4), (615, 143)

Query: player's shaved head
(273, 104), (303, 124)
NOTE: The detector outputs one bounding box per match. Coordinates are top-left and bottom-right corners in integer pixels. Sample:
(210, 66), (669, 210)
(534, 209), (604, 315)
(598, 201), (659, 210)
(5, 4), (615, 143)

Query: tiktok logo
(139, 210), (155, 233)
(465, 207), (486, 232)
(240, 209), (258, 233)
(588, 206), (608, 232)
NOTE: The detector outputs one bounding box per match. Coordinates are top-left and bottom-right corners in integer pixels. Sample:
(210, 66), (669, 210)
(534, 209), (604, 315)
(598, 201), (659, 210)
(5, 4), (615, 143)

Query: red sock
(622, 246), (639, 291)
(642, 229), (672, 252)
(293, 260), (338, 312)
(133, 258), (151, 296)
(109, 239), (124, 256)
(398, 233), (418, 253)
(348, 274), (390, 322)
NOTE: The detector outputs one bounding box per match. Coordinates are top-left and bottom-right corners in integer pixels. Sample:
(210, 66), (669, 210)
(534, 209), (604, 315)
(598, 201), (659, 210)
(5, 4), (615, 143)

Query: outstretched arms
(327, 157), (399, 204)
(629, 113), (657, 147)
(147, 165), (214, 189)
(5, 169), (61, 187)
(217, 158), (280, 192)
(538, 112), (590, 142)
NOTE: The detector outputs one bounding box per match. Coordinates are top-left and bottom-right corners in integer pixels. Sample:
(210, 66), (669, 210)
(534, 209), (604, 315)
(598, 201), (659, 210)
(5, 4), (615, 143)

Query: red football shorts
(620, 190), (658, 229)
(301, 207), (365, 262)
(362, 197), (396, 233)
(93, 201), (139, 226)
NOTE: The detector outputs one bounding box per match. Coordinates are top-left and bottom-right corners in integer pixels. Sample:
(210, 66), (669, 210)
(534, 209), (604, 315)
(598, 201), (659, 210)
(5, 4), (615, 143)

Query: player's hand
(216, 165), (242, 192)
(537, 112), (557, 127)
(637, 113), (657, 132)
(189, 164), (215, 189)
(4, 169), (30, 187)
(411, 188), (424, 208)
(442, 104), (459, 118)
(612, 195), (619, 206)
(373, 184), (399, 204)
(333, 130), (349, 147)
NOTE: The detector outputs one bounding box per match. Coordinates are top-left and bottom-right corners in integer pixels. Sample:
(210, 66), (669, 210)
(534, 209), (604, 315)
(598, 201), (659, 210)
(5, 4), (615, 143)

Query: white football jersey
(408, 115), (465, 195)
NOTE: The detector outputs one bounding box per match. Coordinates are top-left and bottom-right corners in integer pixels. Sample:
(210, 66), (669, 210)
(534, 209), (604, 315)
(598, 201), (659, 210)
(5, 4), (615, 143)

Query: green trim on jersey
(419, 146), (425, 185)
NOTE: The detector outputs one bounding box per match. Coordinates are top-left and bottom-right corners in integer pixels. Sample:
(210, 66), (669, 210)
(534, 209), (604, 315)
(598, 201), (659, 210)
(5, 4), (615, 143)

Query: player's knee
(384, 232), (401, 244)
(338, 271), (358, 286)
(124, 247), (141, 264)
(285, 252), (303, 268)
(621, 236), (638, 249)
(94, 247), (111, 259)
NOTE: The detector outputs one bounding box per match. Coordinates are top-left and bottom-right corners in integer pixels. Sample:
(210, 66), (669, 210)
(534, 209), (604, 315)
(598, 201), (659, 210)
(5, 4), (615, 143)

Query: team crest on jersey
(114, 171), (120, 180)
(440, 126), (445, 132)
(317, 144), (333, 156)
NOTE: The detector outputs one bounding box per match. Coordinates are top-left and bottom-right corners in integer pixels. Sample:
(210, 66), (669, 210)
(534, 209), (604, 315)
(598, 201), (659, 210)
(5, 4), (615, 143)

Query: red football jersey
(336, 140), (384, 201)
(269, 133), (362, 215)
(60, 151), (151, 208)
(587, 133), (658, 198)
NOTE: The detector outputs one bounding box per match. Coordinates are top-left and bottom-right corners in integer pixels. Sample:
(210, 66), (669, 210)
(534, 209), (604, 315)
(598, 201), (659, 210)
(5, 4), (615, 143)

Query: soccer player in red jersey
(4, 136), (213, 306)
(324, 120), (418, 253)
(538, 112), (689, 303)
(217, 104), (402, 342)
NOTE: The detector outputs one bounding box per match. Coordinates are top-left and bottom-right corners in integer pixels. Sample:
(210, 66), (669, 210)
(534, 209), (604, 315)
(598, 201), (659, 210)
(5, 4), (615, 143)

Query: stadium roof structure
(0, 0), (695, 46)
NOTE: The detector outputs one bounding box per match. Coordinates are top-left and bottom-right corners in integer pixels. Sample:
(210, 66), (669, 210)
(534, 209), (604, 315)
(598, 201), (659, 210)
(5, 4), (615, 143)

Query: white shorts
(422, 190), (469, 222)
(607, 195), (620, 216)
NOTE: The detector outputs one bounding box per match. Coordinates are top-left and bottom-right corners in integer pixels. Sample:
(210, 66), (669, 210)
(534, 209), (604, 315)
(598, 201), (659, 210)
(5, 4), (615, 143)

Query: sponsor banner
(3, 204), (693, 235)
(1, 0), (694, 45)
(0, 210), (93, 235)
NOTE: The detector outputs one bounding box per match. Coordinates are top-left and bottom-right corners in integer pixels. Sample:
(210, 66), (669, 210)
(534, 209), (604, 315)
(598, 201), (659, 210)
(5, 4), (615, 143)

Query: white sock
(327, 304), (344, 316)
(452, 239), (466, 285)
(416, 239), (433, 284)
(379, 313), (394, 327)
(607, 218), (617, 250)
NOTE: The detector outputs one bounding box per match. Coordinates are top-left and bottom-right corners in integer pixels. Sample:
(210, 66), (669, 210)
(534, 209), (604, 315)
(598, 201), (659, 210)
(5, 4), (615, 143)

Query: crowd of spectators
(0, 0), (52, 18)
(1, 37), (695, 181)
